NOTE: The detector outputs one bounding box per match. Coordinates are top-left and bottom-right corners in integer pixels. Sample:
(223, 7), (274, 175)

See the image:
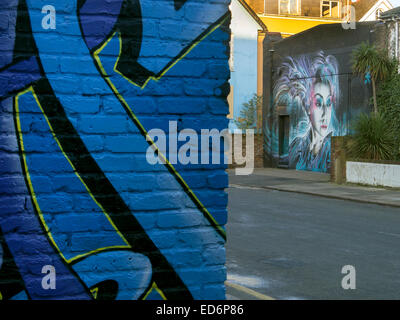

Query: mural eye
(326, 97), (332, 108)
(315, 97), (322, 108)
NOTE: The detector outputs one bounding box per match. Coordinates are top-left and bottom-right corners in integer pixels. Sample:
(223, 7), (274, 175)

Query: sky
(391, 0), (400, 7)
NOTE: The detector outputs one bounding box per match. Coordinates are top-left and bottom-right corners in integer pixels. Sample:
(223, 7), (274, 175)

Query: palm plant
(352, 42), (396, 114)
(348, 113), (396, 161)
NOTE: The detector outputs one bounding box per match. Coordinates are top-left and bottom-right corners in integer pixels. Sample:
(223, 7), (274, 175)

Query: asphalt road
(226, 185), (400, 300)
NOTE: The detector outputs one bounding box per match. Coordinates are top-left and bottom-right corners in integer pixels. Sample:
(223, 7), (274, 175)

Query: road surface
(226, 185), (400, 299)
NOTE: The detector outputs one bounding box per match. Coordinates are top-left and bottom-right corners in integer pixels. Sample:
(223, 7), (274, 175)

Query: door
(278, 115), (290, 168)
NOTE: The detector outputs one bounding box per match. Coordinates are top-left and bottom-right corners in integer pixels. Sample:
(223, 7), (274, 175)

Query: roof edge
(237, 0), (268, 32)
(379, 5), (400, 19)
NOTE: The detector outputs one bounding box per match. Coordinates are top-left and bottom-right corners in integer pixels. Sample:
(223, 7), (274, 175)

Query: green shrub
(348, 113), (397, 161)
(376, 73), (400, 159)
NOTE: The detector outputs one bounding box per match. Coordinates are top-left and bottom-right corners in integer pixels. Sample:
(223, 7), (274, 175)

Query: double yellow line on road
(225, 281), (276, 300)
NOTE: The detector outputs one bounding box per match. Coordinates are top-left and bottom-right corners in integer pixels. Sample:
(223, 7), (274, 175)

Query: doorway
(278, 115), (290, 168)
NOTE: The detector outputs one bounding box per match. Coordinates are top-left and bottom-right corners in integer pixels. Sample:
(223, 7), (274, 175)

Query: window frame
(279, 0), (301, 16)
(320, 0), (341, 18)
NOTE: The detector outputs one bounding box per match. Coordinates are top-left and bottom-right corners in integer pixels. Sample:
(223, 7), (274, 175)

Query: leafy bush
(351, 43), (399, 160)
(234, 94), (262, 130)
(348, 113), (397, 161)
(376, 73), (400, 159)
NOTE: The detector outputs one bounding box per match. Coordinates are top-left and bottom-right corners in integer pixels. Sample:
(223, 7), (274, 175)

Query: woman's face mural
(310, 82), (333, 139)
(269, 51), (343, 173)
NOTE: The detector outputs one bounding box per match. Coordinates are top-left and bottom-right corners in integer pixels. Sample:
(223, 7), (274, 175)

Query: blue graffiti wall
(0, 0), (230, 300)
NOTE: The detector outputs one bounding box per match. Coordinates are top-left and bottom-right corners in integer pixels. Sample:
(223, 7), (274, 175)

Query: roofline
(272, 20), (380, 44)
(359, 0), (394, 21)
(237, 0), (268, 32)
(379, 5), (400, 19)
(260, 14), (343, 22)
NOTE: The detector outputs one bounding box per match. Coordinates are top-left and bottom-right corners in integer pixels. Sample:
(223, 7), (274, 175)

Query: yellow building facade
(245, 0), (393, 37)
(259, 15), (342, 37)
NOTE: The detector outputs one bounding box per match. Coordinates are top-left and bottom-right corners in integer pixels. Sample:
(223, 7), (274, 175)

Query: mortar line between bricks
(229, 184), (400, 208)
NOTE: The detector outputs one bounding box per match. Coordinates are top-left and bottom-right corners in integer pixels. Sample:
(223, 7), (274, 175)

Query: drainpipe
(268, 48), (274, 166)
(264, 0), (266, 15)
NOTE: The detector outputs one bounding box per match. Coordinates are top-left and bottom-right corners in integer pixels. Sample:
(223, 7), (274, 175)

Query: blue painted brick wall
(0, 0), (230, 300)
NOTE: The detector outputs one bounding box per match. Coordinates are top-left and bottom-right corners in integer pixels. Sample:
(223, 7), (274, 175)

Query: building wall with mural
(0, 0), (230, 300)
(263, 22), (383, 173)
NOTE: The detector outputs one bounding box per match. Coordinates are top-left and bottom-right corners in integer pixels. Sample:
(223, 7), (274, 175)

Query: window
(321, 1), (340, 18)
(279, 0), (300, 15)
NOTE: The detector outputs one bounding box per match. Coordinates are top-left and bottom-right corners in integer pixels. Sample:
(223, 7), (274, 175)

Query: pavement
(228, 168), (400, 208)
(225, 167), (400, 300)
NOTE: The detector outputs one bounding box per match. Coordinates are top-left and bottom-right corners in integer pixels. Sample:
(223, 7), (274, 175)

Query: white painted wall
(346, 161), (400, 187)
(229, 0), (262, 131)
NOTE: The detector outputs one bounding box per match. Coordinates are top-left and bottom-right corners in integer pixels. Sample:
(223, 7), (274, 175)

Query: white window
(279, 0), (300, 15)
(321, 1), (340, 18)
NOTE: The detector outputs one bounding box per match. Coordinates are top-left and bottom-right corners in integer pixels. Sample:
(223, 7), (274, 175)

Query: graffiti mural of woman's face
(309, 82), (332, 138)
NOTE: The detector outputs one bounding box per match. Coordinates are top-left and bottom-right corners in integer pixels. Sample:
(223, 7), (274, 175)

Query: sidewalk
(228, 168), (400, 208)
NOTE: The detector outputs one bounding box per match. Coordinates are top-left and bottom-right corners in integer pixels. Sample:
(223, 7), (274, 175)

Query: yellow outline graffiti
(93, 26), (227, 240)
(15, 87), (131, 264)
(113, 16), (229, 89)
(142, 282), (167, 300)
(90, 287), (99, 299)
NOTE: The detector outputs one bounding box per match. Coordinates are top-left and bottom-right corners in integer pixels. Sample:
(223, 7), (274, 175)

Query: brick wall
(229, 133), (264, 169)
(0, 0), (230, 300)
(330, 136), (349, 184)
